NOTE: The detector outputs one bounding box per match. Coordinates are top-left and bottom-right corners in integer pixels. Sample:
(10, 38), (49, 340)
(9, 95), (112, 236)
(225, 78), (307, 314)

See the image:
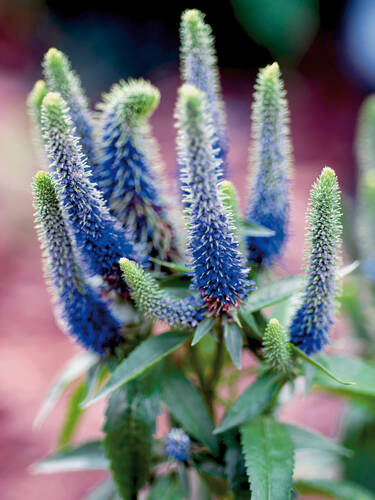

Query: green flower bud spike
(262, 318), (292, 373)
(28, 80), (47, 130)
(119, 258), (203, 328)
(27, 80), (47, 160)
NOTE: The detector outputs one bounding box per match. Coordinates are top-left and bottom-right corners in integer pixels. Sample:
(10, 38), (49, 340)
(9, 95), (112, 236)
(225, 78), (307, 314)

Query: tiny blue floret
(166, 428), (190, 462)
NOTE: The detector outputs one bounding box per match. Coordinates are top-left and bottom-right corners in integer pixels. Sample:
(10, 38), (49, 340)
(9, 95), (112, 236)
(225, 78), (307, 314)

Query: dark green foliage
(103, 377), (158, 500)
(240, 416), (294, 500)
(58, 380), (86, 449)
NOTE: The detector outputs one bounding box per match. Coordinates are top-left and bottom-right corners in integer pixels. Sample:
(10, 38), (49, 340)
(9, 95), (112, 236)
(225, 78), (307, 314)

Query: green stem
(206, 328), (225, 418)
(189, 345), (212, 411)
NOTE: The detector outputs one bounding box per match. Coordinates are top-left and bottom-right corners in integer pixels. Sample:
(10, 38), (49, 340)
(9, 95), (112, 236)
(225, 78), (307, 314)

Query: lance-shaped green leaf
(149, 257), (191, 274)
(223, 320), (243, 369)
(241, 262), (357, 315)
(291, 346), (355, 386)
(295, 479), (375, 500)
(81, 361), (108, 406)
(147, 475), (184, 500)
(103, 383), (154, 500)
(32, 441), (108, 474)
(34, 351), (97, 428)
(240, 416), (294, 500)
(162, 363), (219, 455)
(84, 478), (120, 500)
(85, 331), (190, 406)
(214, 372), (281, 434)
(241, 275), (304, 314)
(240, 220), (276, 237)
(192, 317), (216, 346)
(284, 423), (351, 456)
(313, 355), (375, 398)
(58, 379), (87, 450)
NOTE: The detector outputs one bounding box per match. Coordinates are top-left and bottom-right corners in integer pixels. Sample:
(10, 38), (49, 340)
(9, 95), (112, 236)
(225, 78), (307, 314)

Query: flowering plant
(29, 9), (375, 500)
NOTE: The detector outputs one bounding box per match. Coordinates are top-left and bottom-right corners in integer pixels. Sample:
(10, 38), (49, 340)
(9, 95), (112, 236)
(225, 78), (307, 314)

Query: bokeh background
(1, 0), (375, 498)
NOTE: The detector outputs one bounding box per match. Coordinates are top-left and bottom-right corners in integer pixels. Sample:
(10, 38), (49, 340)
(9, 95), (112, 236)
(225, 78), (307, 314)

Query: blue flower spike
(96, 79), (179, 264)
(290, 167), (343, 355)
(32, 171), (121, 354)
(355, 96), (375, 281)
(246, 62), (292, 267)
(43, 48), (97, 174)
(40, 91), (146, 297)
(180, 9), (228, 180)
(166, 428), (191, 462)
(357, 169), (375, 281)
(355, 94), (375, 175)
(120, 258), (203, 328)
(176, 84), (253, 317)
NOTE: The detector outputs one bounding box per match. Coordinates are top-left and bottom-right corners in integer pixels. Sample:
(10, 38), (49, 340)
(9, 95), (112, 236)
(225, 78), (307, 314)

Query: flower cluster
(180, 9), (228, 180)
(176, 84), (253, 316)
(96, 79), (179, 265)
(290, 167), (342, 355)
(355, 96), (375, 281)
(40, 92), (145, 297)
(29, 10), (354, 500)
(30, 9), (343, 361)
(246, 62), (292, 267)
(33, 171), (121, 354)
(166, 428), (191, 462)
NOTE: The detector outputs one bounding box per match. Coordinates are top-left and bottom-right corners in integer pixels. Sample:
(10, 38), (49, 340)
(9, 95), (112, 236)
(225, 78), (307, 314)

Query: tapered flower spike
(180, 9), (228, 180)
(176, 84), (253, 317)
(41, 92), (146, 297)
(28, 80), (47, 131)
(357, 170), (375, 280)
(120, 258), (203, 328)
(355, 96), (375, 280)
(355, 95), (375, 175)
(27, 80), (47, 160)
(263, 318), (292, 373)
(246, 62), (292, 267)
(96, 79), (179, 265)
(32, 171), (121, 354)
(166, 428), (190, 462)
(43, 48), (97, 174)
(290, 167), (342, 355)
